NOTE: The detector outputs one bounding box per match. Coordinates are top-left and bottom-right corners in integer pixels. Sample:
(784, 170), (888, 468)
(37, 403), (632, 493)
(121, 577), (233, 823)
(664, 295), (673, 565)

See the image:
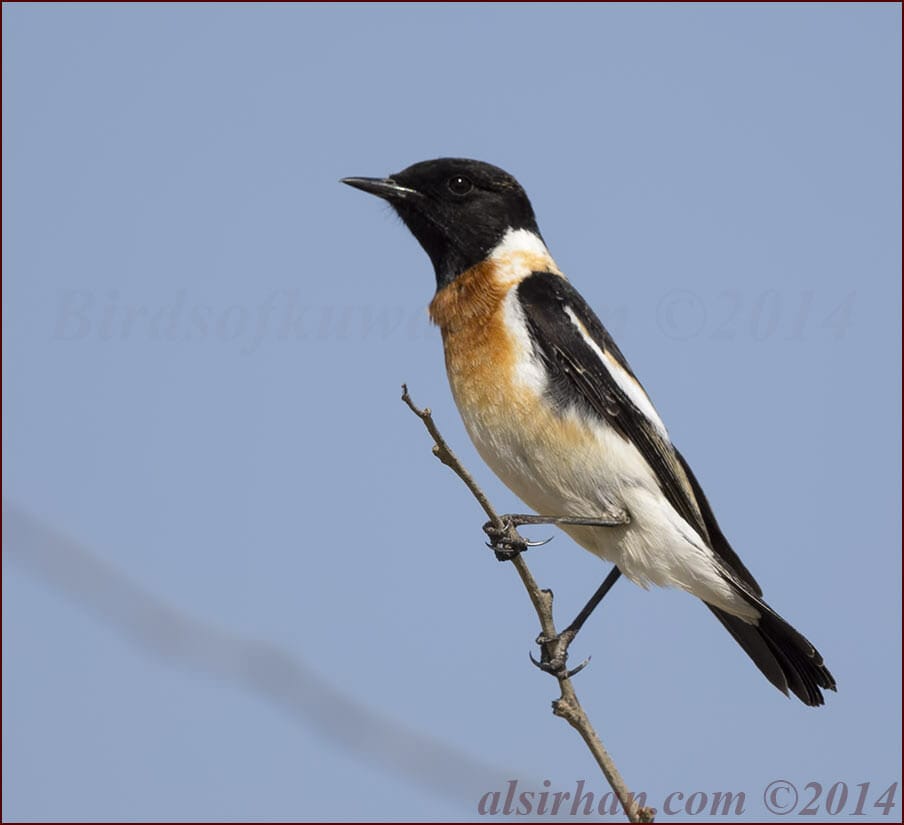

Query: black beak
(340, 176), (419, 202)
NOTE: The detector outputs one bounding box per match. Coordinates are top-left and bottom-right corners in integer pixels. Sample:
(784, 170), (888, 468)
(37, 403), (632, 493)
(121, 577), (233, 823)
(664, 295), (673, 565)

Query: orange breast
(428, 255), (619, 518)
(430, 262), (511, 408)
(428, 252), (589, 459)
(429, 256), (556, 426)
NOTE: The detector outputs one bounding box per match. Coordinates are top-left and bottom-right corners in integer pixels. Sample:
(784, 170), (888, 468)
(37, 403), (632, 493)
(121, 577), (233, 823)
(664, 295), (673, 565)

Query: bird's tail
(708, 599), (837, 707)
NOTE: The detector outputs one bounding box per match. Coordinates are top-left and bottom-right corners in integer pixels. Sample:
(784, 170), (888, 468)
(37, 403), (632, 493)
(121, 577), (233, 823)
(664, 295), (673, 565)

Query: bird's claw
(530, 630), (589, 679)
(483, 518), (527, 561)
(483, 517), (553, 561)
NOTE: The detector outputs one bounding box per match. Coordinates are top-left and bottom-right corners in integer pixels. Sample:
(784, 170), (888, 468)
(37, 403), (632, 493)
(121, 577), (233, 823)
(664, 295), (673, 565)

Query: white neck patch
(489, 227), (550, 261)
(485, 228), (558, 284)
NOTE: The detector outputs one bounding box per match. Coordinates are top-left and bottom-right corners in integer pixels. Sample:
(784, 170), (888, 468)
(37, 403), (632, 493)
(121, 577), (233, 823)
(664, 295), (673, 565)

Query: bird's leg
(483, 509), (629, 562)
(532, 566), (623, 678)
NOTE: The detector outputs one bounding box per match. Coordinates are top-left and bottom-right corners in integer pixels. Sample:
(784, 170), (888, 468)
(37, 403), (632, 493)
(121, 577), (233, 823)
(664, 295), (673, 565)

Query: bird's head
(342, 158), (542, 289)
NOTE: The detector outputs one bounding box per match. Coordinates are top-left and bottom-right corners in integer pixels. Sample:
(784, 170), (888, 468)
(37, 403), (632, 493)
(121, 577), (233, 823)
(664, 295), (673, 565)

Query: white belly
(453, 379), (757, 621)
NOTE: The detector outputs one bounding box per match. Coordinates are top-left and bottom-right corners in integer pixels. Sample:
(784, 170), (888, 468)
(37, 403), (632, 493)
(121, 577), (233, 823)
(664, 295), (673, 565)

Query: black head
(341, 158), (542, 289)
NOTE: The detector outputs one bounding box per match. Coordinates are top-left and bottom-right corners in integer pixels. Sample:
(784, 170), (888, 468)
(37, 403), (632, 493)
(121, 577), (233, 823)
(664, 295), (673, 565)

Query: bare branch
(401, 384), (655, 824)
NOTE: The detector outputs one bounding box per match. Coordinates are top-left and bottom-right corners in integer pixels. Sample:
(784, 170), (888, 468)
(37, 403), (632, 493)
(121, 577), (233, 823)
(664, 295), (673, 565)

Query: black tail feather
(709, 603), (837, 707)
(674, 450), (836, 705)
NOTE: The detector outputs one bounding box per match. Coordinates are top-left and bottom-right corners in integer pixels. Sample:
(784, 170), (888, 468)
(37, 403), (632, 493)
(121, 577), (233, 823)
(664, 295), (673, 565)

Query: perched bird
(341, 158), (836, 706)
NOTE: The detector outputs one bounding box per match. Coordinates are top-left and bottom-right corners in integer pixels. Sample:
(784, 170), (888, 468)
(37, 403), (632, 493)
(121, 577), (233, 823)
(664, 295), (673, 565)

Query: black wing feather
(674, 449), (762, 595)
(517, 272), (709, 545)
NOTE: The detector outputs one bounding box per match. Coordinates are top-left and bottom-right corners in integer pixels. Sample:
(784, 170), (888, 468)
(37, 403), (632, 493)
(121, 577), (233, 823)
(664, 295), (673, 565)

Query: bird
(341, 158), (836, 706)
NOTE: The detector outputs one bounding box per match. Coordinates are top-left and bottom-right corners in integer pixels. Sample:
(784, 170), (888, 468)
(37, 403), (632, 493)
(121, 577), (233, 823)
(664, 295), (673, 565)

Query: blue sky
(3, 3), (901, 821)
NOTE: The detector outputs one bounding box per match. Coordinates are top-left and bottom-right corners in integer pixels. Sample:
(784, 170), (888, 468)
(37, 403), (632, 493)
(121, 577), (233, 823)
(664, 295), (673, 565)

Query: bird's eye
(447, 175), (473, 196)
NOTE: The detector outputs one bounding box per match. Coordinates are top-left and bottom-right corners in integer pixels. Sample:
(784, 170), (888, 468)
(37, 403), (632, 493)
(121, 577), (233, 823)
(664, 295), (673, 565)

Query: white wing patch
(563, 305), (670, 440)
(502, 289), (548, 395)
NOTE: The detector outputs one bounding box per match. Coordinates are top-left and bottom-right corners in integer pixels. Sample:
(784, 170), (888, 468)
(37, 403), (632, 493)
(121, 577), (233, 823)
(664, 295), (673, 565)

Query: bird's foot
(483, 516), (553, 561)
(530, 629), (590, 679)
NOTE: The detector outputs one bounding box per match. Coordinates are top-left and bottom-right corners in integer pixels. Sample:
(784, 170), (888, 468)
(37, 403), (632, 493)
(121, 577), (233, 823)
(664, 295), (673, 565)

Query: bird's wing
(674, 448), (762, 595)
(516, 272), (834, 705)
(516, 271), (716, 563)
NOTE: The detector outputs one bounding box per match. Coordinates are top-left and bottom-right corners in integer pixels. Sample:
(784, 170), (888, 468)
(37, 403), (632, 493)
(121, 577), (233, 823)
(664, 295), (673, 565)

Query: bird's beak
(340, 176), (420, 202)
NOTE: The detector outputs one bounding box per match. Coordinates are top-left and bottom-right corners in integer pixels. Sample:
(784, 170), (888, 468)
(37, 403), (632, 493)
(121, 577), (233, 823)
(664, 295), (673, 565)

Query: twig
(401, 385), (655, 824)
